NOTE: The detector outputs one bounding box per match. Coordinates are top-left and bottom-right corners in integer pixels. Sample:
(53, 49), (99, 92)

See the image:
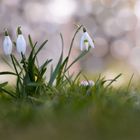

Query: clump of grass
(0, 79), (140, 140)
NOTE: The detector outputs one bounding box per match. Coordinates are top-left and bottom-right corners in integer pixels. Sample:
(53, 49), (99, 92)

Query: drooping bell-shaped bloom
(16, 27), (26, 55)
(3, 30), (12, 55)
(80, 27), (95, 51)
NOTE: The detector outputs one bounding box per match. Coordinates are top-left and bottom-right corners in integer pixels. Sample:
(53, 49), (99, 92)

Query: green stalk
(10, 54), (22, 98)
(64, 25), (83, 72)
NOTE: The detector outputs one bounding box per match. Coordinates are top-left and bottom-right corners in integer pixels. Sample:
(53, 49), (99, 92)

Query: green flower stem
(64, 25), (83, 72)
(10, 54), (22, 98)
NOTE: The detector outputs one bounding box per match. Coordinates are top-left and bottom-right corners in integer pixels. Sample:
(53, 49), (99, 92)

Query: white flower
(80, 28), (95, 51)
(3, 31), (12, 55)
(16, 27), (26, 55)
(80, 80), (95, 87)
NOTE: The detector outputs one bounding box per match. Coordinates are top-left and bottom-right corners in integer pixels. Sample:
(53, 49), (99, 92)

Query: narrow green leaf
(106, 73), (122, 88)
(0, 87), (16, 98)
(73, 70), (82, 84)
(56, 56), (68, 86)
(48, 53), (63, 85)
(12, 55), (23, 70)
(0, 82), (8, 87)
(0, 71), (17, 76)
(65, 50), (89, 72)
(40, 59), (52, 71)
(10, 54), (23, 97)
(28, 34), (37, 49)
(33, 40), (48, 60)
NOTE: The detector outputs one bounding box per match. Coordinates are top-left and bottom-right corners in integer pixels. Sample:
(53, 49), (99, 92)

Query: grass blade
(48, 53), (63, 86)
(0, 87), (16, 98)
(65, 50), (89, 72)
(106, 73), (122, 88)
(33, 40), (48, 60)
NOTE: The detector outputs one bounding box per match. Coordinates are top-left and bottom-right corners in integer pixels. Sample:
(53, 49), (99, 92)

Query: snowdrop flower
(80, 80), (95, 87)
(16, 27), (26, 55)
(80, 27), (95, 51)
(3, 30), (12, 55)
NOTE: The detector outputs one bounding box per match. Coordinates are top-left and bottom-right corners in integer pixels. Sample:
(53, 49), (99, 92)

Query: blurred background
(0, 0), (140, 85)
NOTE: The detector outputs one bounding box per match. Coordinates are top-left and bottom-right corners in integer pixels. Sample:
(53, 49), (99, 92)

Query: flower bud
(3, 30), (12, 55)
(80, 80), (95, 87)
(16, 27), (26, 55)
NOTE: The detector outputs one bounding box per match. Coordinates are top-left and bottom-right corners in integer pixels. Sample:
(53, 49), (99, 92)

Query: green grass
(0, 82), (140, 140)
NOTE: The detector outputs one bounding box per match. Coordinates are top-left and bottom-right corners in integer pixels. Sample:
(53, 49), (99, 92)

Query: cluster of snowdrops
(0, 25), (95, 99)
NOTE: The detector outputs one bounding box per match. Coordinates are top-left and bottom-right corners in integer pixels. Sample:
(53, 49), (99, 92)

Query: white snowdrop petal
(85, 32), (95, 48)
(80, 81), (88, 86)
(88, 80), (95, 86)
(16, 35), (26, 54)
(80, 33), (86, 51)
(80, 80), (95, 87)
(3, 36), (12, 55)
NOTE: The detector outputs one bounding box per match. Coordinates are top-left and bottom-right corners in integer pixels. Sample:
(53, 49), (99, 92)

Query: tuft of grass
(0, 79), (140, 140)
